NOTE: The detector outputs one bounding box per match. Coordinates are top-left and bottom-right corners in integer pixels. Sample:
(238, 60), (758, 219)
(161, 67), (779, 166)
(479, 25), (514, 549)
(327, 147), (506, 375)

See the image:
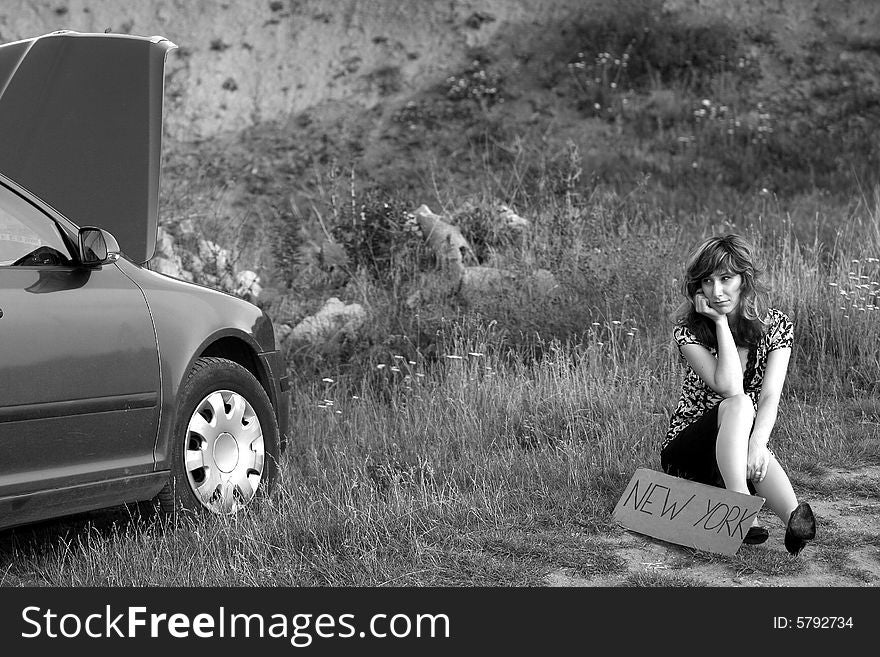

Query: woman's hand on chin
(693, 291), (727, 322)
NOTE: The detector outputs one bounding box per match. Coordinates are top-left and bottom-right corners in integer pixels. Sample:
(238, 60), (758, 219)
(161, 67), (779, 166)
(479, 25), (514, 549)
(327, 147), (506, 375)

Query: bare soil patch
(546, 466), (880, 587)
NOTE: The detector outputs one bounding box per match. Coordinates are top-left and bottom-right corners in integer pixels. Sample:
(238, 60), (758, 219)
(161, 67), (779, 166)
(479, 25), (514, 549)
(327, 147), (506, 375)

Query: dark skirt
(660, 403), (757, 494)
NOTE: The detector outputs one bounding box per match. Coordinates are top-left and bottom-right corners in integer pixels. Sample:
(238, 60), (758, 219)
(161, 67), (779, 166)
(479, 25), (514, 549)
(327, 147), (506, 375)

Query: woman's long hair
(674, 234), (770, 349)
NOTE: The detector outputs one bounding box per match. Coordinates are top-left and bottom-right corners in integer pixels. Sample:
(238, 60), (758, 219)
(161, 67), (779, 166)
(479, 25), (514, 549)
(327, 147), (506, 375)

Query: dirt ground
(546, 466), (880, 587)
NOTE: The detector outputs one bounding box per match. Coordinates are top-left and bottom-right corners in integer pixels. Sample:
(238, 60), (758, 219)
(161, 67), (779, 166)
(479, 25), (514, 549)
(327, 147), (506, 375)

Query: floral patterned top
(662, 308), (794, 449)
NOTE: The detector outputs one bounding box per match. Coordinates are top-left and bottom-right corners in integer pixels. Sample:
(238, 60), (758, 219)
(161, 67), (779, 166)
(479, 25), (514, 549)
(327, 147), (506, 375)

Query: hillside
(4, 0), (880, 363)
(6, 1), (880, 206)
(1, 0), (588, 140)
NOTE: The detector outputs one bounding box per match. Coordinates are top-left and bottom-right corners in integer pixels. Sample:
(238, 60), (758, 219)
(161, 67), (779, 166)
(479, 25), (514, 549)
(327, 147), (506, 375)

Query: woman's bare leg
(715, 394), (754, 495)
(752, 455), (798, 525)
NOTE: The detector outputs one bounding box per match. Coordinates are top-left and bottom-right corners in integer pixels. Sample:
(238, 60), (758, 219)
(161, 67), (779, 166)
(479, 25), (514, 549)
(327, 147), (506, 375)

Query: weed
(445, 59), (504, 110)
(331, 196), (426, 283)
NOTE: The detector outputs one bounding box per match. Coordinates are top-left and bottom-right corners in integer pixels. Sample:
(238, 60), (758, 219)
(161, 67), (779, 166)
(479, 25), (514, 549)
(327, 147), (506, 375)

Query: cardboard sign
(613, 468), (765, 556)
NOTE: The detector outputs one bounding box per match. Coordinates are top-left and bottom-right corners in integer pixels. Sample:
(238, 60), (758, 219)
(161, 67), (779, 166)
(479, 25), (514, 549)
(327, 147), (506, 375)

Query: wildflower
(393, 355), (405, 360)
(335, 410), (342, 414)
(352, 395), (360, 400)
(627, 332), (635, 337)
(390, 367), (401, 372)
(322, 377), (334, 383)
(416, 373), (425, 378)
(408, 360), (416, 365)
(323, 399), (334, 405)
(376, 364), (386, 369)
(828, 282), (838, 287)
(612, 320), (621, 325)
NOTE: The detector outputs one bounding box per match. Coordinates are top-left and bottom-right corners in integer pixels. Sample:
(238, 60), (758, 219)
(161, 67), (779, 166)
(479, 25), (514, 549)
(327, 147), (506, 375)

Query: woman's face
(699, 269), (743, 316)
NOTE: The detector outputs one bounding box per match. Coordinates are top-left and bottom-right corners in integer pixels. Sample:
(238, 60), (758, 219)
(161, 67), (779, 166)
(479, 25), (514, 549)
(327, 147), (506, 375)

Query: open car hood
(0, 31), (176, 264)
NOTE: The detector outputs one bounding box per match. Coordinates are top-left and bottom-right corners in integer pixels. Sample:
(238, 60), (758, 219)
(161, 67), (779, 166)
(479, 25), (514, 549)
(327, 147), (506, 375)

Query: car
(0, 30), (290, 530)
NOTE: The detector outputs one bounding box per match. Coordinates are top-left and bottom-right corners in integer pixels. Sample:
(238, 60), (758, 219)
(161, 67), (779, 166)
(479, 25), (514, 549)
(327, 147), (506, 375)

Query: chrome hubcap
(184, 389), (265, 514)
(212, 432), (240, 473)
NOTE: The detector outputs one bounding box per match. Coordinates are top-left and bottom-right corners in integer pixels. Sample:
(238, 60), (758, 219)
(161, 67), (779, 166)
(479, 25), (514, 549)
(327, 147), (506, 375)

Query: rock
(290, 297), (366, 343)
(404, 204), (557, 307)
(274, 322), (293, 346)
(234, 269), (262, 301)
(412, 204), (474, 275)
(150, 225), (266, 300)
(198, 239), (230, 274)
(459, 265), (513, 297)
(151, 255), (193, 281)
(151, 226), (193, 281)
(497, 203), (529, 230)
(405, 270), (461, 308)
(320, 240), (349, 270)
(458, 266), (559, 303)
(526, 268), (559, 298)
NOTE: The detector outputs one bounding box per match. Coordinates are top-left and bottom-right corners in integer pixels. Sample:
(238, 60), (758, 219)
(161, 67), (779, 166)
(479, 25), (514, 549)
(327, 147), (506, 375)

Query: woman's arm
(747, 346), (791, 481)
(750, 347), (792, 446)
(711, 314), (745, 396)
(679, 293), (744, 397)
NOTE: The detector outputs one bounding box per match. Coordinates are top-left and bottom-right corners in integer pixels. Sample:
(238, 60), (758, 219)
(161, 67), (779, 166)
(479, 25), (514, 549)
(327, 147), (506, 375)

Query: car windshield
(0, 184), (72, 266)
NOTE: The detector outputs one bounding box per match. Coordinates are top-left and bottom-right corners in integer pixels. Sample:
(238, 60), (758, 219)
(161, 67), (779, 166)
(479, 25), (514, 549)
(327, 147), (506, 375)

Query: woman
(661, 234), (816, 555)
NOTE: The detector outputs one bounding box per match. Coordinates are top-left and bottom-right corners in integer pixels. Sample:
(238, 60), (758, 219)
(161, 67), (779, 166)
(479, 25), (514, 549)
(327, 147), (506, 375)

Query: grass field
(2, 174), (877, 587)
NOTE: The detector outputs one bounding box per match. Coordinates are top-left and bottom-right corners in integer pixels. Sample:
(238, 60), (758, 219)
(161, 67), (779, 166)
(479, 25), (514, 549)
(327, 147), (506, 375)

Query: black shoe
(743, 526), (769, 545)
(784, 502), (816, 555)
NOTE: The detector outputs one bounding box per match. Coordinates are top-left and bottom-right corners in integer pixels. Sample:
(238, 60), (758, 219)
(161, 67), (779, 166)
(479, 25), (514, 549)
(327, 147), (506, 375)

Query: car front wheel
(159, 357), (279, 516)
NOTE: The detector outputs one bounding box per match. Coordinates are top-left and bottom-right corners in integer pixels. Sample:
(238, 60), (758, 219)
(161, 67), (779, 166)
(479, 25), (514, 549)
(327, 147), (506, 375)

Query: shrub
(567, 0), (748, 102)
(331, 196), (427, 283)
(445, 59), (504, 109)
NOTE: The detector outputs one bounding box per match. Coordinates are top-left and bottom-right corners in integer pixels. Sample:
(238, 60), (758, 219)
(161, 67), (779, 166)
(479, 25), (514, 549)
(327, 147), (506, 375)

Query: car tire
(158, 356), (279, 516)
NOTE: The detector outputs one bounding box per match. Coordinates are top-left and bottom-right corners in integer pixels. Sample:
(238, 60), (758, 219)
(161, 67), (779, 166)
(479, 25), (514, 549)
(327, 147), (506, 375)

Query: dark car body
(0, 31), (289, 530)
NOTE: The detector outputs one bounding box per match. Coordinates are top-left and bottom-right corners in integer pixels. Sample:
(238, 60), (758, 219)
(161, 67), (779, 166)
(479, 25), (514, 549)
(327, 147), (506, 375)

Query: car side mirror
(78, 226), (120, 266)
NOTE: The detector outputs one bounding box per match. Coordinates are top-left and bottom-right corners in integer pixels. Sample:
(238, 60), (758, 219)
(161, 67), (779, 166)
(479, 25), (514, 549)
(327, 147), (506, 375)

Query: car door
(0, 182), (161, 501)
